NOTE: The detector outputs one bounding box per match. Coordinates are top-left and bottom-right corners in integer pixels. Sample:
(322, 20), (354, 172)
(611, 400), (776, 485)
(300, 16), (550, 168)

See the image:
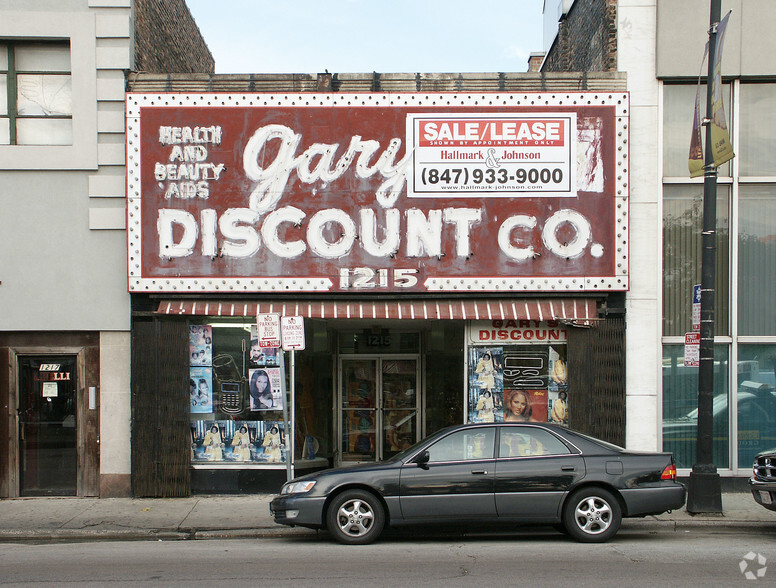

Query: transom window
(0, 41), (72, 145)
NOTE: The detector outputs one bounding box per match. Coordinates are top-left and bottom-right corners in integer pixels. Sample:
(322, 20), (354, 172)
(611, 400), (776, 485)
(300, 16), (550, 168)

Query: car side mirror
(414, 450), (430, 469)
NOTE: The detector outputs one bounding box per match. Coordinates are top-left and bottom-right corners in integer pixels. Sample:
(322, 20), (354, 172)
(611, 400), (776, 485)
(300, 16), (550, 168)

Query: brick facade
(134, 0), (214, 74)
(542, 0), (617, 73)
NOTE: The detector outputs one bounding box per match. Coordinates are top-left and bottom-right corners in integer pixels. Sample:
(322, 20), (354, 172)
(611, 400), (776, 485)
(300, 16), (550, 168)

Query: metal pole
(279, 350), (293, 483)
(687, 0), (723, 513)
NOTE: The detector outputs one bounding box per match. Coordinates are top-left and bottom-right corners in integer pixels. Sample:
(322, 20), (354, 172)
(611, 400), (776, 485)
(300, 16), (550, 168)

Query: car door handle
(561, 465), (576, 471)
(471, 470), (488, 475)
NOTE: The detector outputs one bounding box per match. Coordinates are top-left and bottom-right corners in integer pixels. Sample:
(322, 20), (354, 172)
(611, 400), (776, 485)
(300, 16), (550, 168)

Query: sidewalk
(0, 492), (772, 543)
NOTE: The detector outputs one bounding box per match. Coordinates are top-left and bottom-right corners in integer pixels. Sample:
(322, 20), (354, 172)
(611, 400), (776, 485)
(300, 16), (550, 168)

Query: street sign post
(257, 313), (281, 348)
(281, 316), (306, 351)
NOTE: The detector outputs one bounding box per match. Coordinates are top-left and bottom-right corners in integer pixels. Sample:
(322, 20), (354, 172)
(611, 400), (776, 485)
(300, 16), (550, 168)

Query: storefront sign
(127, 93), (629, 293)
(468, 320), (568, 344)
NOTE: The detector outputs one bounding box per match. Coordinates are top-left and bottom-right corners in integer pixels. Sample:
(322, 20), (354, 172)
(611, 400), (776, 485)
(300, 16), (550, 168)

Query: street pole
(687, 0), (723, 513)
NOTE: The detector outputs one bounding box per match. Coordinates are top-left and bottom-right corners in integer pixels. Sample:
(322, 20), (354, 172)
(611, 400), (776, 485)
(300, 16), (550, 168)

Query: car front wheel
(326, 489), (385, 545)
(562, 487), (622, 543)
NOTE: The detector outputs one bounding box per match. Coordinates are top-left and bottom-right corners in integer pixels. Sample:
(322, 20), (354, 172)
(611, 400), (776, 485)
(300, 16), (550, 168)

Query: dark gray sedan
(270, 422), (685, 544)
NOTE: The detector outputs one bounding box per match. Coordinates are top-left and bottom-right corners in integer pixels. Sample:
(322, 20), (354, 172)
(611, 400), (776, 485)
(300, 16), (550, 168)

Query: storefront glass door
(339, 356), (419, 464)
(18, 356), (78, 496)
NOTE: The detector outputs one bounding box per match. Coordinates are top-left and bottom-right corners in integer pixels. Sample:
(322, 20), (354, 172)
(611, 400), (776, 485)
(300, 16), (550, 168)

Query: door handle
(471, 470), (488, 475)
(561, 465), (576, 471)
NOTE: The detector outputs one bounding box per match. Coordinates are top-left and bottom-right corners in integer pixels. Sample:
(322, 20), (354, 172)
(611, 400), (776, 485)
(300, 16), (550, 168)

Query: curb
(0, 519), (770, 544)
(0, 526), (315, 544)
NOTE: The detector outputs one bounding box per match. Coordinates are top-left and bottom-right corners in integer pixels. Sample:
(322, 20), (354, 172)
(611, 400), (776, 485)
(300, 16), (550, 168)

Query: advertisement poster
(502, 346), (549, 423)
(548, 346), (569, 425)
(190, 366), (213, 414)
(406, 112), (576, 198)
(191, 420), (286, 463)
(248, 366), (283, 411)
(189, 324), (213, 366)
(468, 346), (504, 423)
(249, 325), (279, 367)
(503, 388), (548, 422)
(467, 341), (569, 425)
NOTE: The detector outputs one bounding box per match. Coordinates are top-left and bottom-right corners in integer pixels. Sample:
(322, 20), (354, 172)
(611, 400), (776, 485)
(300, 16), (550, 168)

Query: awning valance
(156, 298), (599, 324)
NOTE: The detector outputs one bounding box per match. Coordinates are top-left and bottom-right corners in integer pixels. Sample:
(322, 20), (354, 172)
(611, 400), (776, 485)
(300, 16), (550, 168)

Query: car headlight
(281, 480), (317, 495)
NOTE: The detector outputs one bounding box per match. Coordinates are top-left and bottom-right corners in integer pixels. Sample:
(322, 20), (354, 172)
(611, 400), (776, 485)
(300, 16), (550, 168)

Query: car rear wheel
(326, 489), (385, 545)
(562, 487), (622, 543)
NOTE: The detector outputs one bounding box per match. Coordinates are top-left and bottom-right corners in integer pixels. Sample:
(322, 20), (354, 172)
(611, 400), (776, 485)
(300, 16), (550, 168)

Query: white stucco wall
(1, 0), (133, 493)
(99, 331), (132, 478)
(618, 0), (662, 451)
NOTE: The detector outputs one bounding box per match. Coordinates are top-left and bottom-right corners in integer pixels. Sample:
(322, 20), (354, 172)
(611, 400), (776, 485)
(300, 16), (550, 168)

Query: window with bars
(0, 41), (72, 145)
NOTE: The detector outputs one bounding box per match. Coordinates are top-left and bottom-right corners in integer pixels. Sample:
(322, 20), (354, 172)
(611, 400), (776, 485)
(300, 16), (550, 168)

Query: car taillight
(661, 464), (677, 480)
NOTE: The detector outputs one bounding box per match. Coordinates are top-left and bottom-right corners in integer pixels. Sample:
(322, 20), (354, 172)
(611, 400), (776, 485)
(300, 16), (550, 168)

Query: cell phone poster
(189, 324), (212, 366)
(248, 367), (283, 411)
(190, 366), (213, 414)
(502, 347), (550, 423)
(468, 347), (504, 423)
(249, 325), (279, 367)
(549, 345), (569, 425)
(191, 420), (286, 463)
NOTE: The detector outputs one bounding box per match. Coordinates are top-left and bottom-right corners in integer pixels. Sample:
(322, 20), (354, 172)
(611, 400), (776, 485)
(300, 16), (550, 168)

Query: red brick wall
(542, 0), (617, 73)
(134, 0), (215, 74)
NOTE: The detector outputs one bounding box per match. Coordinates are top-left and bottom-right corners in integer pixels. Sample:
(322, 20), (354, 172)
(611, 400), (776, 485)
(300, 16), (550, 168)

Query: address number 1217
(339, 268), (419, 289)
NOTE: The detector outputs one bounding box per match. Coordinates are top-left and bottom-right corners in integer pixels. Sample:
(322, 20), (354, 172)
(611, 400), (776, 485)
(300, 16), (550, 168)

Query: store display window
(466, 320), (569, 425)
(188, 322), (287, 465)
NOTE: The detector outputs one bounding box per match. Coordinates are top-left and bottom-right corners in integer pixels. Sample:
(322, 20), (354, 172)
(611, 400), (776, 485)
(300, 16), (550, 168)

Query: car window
(426, 428), (495, 462)
(499, 428), (571, 458)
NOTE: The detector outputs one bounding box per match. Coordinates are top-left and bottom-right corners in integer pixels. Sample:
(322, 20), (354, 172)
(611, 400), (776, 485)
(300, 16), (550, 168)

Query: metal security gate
(131, 318), (190, 497)
(568, 317), (626, 446)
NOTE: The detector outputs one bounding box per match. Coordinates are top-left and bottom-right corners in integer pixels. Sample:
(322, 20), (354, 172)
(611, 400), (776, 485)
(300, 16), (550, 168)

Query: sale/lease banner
(406, 113), (576, 198)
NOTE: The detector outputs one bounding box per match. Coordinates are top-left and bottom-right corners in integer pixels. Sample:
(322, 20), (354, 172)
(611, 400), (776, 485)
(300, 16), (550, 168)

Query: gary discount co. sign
(126, 93), (629, 293)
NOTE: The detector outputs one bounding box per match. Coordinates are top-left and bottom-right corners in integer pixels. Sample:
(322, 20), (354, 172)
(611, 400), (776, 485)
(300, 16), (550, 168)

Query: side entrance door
(18, 356), (78, 496)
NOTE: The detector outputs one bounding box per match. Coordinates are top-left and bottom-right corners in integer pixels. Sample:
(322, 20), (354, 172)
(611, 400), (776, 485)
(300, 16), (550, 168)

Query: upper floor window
(0, 41), (72, 145)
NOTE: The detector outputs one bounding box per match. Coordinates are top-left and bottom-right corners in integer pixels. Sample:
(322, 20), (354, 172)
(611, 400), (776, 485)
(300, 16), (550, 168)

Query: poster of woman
(467, 347), (503, 423)
(190, 366), (213, 414)
(548, 345), (569, 425)
(248, 367), (283, 411)
(257, 421), (285, 462)
(191, 420), (285, 463)
(503, 389), (548, 422)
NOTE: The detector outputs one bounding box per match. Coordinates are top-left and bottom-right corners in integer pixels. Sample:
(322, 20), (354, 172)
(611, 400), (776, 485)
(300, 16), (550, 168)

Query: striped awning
(156, 298), (598, 323)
